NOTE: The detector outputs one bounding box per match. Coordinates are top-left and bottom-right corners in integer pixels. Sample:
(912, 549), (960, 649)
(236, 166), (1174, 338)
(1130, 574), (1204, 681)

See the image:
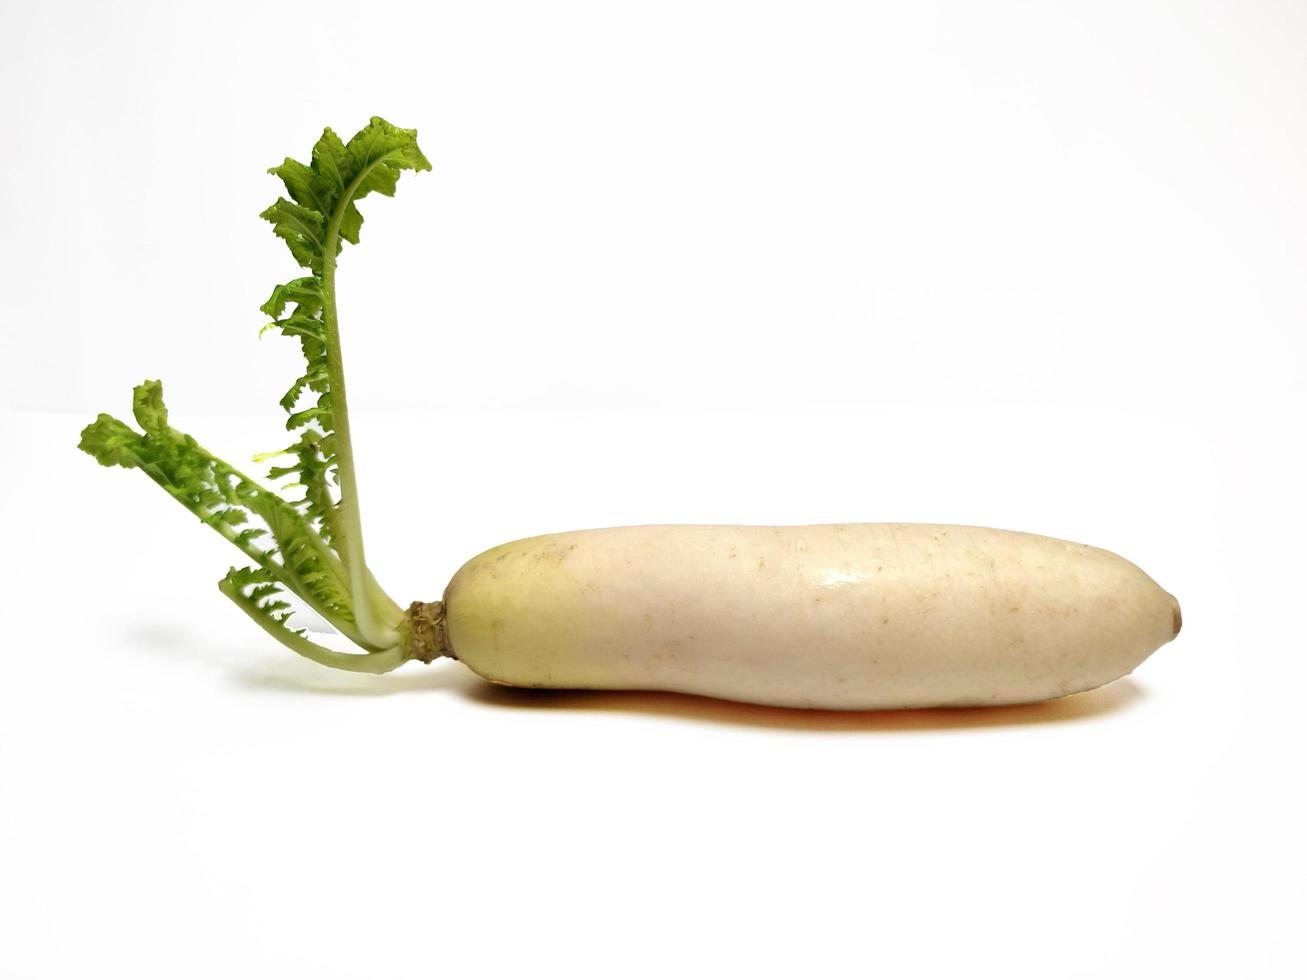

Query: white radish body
(442, 523), (1180, 710)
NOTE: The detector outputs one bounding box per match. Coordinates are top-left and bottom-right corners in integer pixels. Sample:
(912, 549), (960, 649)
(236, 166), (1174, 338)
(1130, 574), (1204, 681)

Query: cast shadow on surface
(236, 651), (1148, 731)
(462, 674), (1146, 731)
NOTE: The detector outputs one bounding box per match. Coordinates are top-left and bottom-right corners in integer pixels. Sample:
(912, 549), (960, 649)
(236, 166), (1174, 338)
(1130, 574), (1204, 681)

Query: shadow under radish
(459, 674), (1149, 732)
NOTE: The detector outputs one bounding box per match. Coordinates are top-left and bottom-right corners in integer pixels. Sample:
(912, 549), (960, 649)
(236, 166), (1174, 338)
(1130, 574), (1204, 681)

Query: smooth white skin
(443, 524), (1181, 710)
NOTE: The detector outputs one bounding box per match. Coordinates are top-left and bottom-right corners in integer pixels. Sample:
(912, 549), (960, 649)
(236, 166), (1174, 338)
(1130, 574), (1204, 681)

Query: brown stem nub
(404, 600), (450, 663)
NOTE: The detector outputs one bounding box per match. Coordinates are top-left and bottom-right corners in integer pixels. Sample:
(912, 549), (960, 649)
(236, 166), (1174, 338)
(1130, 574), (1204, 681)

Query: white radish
(81, 118), (1183, 711)
(438, 523), (1180, 710)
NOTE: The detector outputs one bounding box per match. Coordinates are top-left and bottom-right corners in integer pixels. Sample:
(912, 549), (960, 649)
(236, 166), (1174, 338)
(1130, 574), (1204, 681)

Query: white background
(2, 2), (1304, 978)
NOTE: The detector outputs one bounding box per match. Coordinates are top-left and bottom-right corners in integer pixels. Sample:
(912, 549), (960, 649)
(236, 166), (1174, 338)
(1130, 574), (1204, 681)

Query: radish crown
(78, 117), (430, 673)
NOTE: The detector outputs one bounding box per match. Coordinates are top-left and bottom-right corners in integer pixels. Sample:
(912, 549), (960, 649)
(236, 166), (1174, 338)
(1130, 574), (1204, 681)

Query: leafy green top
(78, 118), (430, 672)
(259, 119), (430, 556)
